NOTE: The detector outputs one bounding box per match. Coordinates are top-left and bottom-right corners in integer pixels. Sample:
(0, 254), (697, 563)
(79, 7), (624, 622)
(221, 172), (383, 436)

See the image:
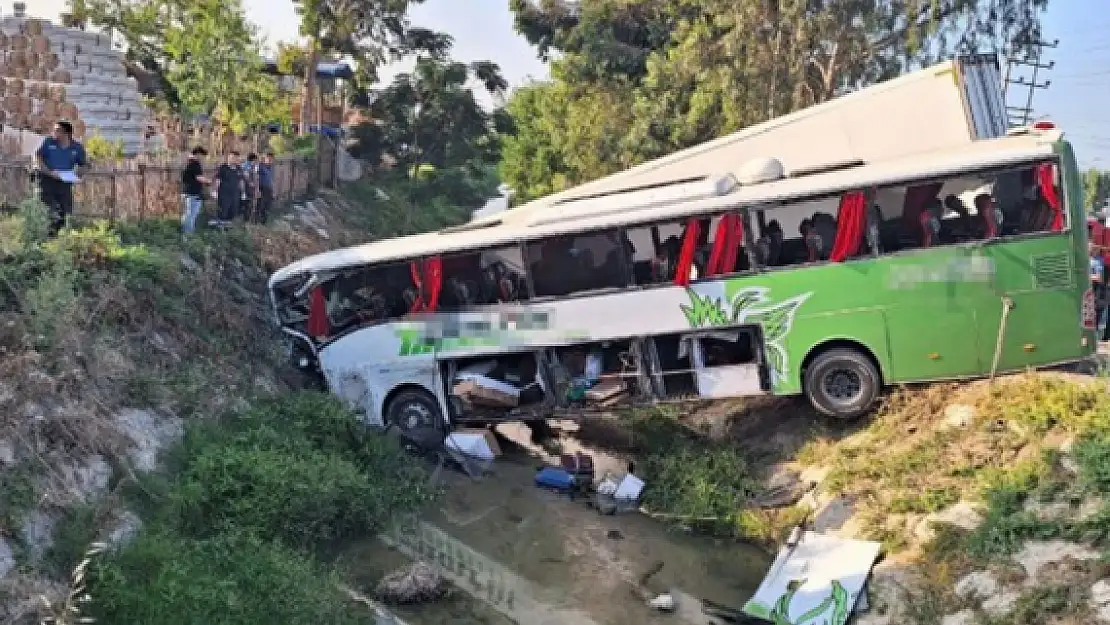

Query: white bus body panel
(317, 281), (792, 421)
(509, 55), (1009, 214)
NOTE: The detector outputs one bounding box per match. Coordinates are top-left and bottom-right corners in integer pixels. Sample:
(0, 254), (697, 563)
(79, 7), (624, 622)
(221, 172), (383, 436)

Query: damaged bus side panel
(314, 318), (771, 441)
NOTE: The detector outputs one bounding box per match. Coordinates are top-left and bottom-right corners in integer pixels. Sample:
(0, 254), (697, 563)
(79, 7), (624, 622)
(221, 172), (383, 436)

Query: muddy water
(338, 422), (771, 625)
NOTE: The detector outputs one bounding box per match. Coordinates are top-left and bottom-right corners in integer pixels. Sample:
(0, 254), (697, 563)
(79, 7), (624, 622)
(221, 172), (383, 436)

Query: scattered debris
(374, 561), (448, 605)
(649, 593), (675, 612)
(942, 404), (976, 429)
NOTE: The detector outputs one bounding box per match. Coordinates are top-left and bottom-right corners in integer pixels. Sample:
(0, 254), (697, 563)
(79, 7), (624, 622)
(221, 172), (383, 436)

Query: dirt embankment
(560, 369), (1110, 625)
(0, 194), (357, 623)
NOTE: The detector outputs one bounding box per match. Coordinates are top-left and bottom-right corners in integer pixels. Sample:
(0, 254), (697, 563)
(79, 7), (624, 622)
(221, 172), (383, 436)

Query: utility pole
(1004, 38), (1058, 127)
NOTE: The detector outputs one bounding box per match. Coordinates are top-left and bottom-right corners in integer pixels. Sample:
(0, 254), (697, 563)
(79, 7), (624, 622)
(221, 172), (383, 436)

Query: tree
(81, 0), (282, 134)
(502, 0), (1053, 192)
(291, 0), (436, 134)
(1085, 168), (1110, 213)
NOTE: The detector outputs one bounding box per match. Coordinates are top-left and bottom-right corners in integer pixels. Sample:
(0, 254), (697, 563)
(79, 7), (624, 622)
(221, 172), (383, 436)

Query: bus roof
(269, 130), (1061, 288)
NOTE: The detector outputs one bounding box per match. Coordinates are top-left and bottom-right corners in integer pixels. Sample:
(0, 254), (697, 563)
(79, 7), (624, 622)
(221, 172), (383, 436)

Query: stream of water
(337, 437), (772, 625)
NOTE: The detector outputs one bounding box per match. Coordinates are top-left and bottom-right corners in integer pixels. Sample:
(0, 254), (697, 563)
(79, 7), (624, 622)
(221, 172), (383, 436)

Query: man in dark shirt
(34, 121), (88, 237)
(214, 151), (242, 224)
(255, 152), (275, 224)
(180, 146), (209, 235)
(241, 153), (259, 221)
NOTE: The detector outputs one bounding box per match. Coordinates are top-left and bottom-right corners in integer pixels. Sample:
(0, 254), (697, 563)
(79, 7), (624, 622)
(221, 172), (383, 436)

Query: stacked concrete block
(0, 15), (149, 157)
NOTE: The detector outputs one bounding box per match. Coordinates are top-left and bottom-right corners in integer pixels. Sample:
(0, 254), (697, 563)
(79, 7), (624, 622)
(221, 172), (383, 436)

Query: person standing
(255, 152), (275, 224)
(241, 153), (259, 222)
(34, 121), (88, 237)
(214, 151), (242, 225)
(180, 146), (209, 235)
(1092, 241), (1108, 341)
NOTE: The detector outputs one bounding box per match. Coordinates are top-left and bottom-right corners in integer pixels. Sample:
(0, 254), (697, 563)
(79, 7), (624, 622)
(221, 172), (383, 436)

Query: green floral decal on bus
(682, 287), (812, 385)
(395, 328), (503, 356)
(744, 579), (852, 625)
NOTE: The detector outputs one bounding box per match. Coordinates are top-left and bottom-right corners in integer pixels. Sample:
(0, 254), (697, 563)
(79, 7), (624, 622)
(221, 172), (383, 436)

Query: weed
(86, 531), (367, 625)
(0, 461), (38, 536)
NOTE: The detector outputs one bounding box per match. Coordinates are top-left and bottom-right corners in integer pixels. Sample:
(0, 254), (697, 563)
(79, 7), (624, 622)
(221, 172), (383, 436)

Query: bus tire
(803, 347), (880, 421)
(385, 388), (445, 448)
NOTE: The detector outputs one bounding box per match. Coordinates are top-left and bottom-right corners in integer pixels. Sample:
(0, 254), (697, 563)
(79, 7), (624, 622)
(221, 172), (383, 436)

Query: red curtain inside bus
(830, 191), (867, 262)
(902, 182), (943, 234)
(707, 213), (744, 275)
(1035, 163), (1063, 232)
(675, 218), (701, 286)
(306, 285), (330, 339)
(408, 257), (444, 312)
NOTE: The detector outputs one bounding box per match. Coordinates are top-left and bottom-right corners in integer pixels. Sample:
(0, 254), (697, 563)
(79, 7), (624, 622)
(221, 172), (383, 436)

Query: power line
(1003, 38), (1058, 127)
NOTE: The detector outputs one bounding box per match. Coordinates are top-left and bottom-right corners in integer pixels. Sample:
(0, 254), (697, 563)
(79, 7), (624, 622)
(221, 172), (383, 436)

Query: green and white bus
(268, 124), (1094, 440)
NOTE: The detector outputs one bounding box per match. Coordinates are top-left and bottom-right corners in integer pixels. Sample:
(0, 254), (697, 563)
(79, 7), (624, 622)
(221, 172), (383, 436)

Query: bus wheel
(386, 389), (444, 448)
(803, 348), (880, 421)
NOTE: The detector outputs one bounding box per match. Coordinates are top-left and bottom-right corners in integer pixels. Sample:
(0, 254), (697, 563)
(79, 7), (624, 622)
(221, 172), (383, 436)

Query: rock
(375, 561), (447, 605)
(814, 496), (856, 533)
(800, 465), (831, 485)
(1023, 498), (1072, 522)
(0, 539), (14, 578)
(649, 593), (675, 612)
(106, 510), (142, 549)
(1015, 540), (1099, 584)
(981, 591), (1020, 617)
(943, 404), (976, 429)
(1090, 579), (1110, 622)
(20, 510), (57, 561)
(314, 226), (330, 240)
(180, 254), (201, 272)
(941, 609), (977, 625)
(754, 467), (811, 509)
(933, 501), (984, 530)
(113, 409), (184, 473)
(954, 571), (999, 600)
(0, 439), (14, 465)
(1061, 455), (1080, 475)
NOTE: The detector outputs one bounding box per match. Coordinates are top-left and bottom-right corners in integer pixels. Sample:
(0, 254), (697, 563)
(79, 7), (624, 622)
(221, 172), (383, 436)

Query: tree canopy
(79, 0), (282, 134)
(501, 0), (1052, 202)
(1086, 168), (1110, 213)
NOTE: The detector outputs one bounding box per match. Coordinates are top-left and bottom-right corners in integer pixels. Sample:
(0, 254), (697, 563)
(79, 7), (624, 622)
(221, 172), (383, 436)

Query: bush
(151, 393), (435, 550)
(87, 530), (368, 625)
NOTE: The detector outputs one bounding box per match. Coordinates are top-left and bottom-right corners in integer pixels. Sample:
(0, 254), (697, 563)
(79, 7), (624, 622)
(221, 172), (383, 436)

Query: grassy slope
(0, 179), (469, 624)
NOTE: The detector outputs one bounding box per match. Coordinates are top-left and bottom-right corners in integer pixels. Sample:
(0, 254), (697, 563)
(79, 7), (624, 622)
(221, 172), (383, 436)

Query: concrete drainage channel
(373, 516), (728, 625)
(380, 518), (603, 625)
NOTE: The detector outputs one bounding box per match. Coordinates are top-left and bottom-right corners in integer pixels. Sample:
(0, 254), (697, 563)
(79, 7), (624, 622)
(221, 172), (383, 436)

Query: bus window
(754, 190), (869, 267)
(624, 213), (752, 286)
(875, 160), (1065, 255)
(526, 230), (630, 298)
(437, 245), (530, 311)
(311, 262), (415, 337)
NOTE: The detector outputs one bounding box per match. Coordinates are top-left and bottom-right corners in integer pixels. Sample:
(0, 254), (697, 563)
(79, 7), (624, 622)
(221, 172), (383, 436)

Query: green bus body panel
(701, 139), (1093, 394)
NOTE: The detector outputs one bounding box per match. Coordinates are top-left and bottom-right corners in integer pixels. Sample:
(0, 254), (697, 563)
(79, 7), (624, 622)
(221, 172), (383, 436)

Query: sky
(29, 0), (1110, 168)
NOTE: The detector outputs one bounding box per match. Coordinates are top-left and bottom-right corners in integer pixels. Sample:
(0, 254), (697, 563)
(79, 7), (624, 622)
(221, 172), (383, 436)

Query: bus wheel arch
(383, 384), (446, 446)
(800, 340), (883, 421)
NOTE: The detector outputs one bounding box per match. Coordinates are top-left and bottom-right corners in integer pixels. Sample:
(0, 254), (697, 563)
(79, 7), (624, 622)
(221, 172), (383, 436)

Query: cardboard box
(446, 428), (503, 461)
(454, 377), (519, 409)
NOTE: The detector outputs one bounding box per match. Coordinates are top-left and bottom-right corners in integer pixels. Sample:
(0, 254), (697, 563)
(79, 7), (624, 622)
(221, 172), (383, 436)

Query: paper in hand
(56, 170), (80, 183)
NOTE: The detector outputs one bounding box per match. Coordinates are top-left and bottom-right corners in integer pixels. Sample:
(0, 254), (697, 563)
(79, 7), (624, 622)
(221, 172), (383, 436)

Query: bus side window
(437, 245), (530, 311)
(876, 160), (1066, 257)
(624, 215), (752, 285)
(526, 229), (629, 298)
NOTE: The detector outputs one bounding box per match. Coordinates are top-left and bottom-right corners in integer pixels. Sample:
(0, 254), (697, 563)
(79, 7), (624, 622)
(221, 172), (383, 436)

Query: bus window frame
(522, 225), (635, 304)
(737, 188), (879, 276)
(867, 156), (1070, 260)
